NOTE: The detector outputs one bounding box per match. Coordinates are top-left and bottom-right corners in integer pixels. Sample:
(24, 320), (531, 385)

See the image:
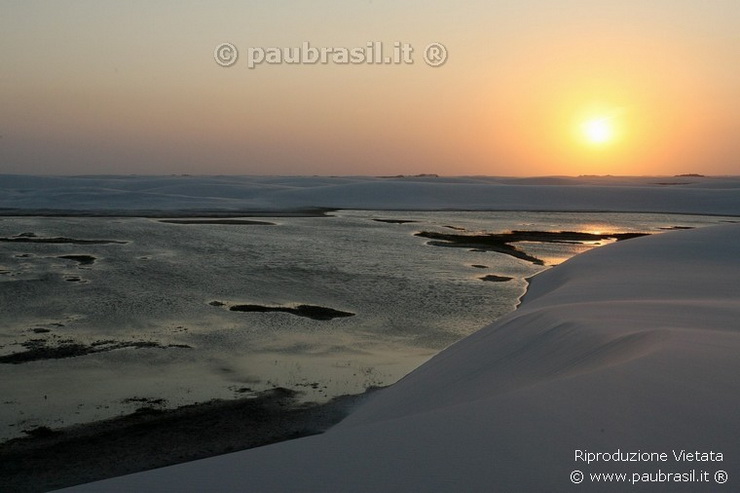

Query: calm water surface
(0, 211), (733, 440)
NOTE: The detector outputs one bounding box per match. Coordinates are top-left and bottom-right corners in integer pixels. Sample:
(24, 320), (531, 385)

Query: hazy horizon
(3, 172), (740, 178)
(2, 1), (739, 177)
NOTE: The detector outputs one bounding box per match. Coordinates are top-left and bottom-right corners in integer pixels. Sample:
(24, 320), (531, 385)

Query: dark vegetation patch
(296, 382), (324, 390)
(471, 264), (488, 269)
(121, 397), (168, 407)
(0, 339), (192, 365)
(224, 303), (355, 321)
(158, 219), (275, 225)
(416, 230), (649, 265)
(229, 386), (254, 394)
(22, 426), (60, 439)
(0, 233), (126, 245)
(480, 275), (513, 283)
(417, 231), (544, 264)
(371, 219), (418, 224)
(57, 254), (96, 265)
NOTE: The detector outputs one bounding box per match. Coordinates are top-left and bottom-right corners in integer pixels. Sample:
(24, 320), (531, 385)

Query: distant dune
(2, 175), (740, 216)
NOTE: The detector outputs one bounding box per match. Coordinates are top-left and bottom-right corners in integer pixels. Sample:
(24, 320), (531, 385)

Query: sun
(582, 117), (614, 145)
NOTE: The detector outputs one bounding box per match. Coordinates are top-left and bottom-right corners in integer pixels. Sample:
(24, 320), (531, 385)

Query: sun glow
(583, 118), (614, 144)
(572, 104), (628, 153)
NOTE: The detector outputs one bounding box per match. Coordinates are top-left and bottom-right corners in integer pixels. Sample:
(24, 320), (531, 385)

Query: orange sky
(2, 1), (738, 176)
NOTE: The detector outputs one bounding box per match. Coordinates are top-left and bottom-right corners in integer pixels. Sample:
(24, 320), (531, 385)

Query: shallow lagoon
(0, 211), (733, 440)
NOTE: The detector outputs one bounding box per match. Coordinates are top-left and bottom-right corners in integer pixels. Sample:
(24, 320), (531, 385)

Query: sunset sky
(2, 1), (739, 176)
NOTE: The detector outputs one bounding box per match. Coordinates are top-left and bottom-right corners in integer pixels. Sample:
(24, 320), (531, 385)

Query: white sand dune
(58, 224), (740, 492)
(2, 175), (740, 215)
